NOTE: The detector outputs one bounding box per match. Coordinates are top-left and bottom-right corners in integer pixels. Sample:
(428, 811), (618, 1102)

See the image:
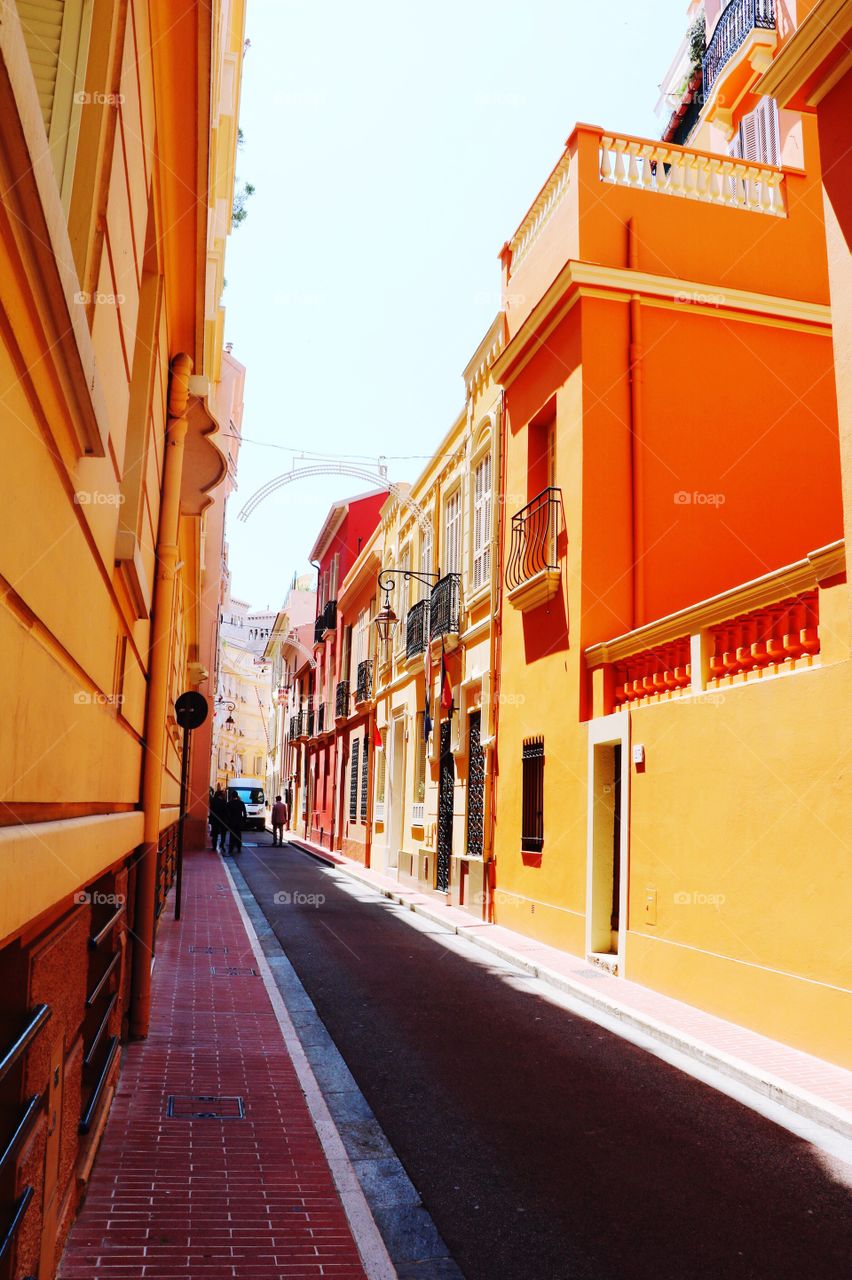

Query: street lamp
(215, 696), (236, 731)
(373, 567), (439, 646)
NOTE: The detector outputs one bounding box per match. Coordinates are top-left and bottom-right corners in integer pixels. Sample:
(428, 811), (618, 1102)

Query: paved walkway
(59, 850), (378, 1280)
(288, 833), (852, 1140)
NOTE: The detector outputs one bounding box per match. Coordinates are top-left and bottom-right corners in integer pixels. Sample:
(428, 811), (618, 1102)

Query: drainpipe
(627, 219), (645, 629)
(130, 353), (193, 1039)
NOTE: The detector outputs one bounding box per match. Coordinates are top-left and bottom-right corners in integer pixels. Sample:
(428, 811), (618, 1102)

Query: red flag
(373, 720), (383, 749)
(440, 641), (454, 716)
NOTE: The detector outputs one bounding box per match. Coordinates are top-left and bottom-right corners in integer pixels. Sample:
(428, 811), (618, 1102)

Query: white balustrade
(598, 134), (786, 217)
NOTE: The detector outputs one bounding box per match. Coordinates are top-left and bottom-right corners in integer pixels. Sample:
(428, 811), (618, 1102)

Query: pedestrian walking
(225, 789), (247, 856)
(210, 785), (228, 853)
(270, 795), (288, 846)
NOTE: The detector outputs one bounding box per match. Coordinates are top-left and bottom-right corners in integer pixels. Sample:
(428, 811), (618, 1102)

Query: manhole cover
(166, 1095), (245, 1119)
(210, 966), (258, 977)
(189, 946), (228, 955)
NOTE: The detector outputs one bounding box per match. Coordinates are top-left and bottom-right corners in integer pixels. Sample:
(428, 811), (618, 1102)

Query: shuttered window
(521, 738), (544, 853)
(360, 736), (369, 821)
(349, 739), (359, 821)
(730, 97), (780, 166)
(444, 490), (461, 575)
(472, 452), (492, 591)
(19, 1), (92, 199)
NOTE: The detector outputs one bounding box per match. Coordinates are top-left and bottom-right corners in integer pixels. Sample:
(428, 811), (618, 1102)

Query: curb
(288, 837), (852, 1146)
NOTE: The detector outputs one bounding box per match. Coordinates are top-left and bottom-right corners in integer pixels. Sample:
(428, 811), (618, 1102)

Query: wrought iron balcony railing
(355, 658), (373, 705)
(703, 0), (775, 96)
(290, 711), (303, 741)
(335, 679), (350, 721)
(506, 488), (563, 598)
(313, 614), (326, 646)
(406, 599), (430, 659)
(323, 598), (337, 634)
(307, 705), (316, 738)
(317, 702), (326, 735)
(429, 574), (461, 640)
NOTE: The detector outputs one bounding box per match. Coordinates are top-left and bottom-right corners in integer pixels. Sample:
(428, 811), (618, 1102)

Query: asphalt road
(237, 838), (852, 1280)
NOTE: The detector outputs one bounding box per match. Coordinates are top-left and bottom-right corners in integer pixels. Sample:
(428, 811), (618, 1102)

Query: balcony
(335, 680), (350, 723)
(316, 702), (326, 736)
(355, 659), (373, 706)
(703, 0), (776, 102)
(506, 488), (563, 612)
(584, 541), (842, 717)
(306, 704), (315, 739)
(313, 598), (337, 646)
(290, 712), (304, 742)
(429, 574), (461, 643)
(405, 599), (430, 659)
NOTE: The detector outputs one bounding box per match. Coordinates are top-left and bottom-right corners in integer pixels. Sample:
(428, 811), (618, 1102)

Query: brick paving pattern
(59, 850), (367, 1280)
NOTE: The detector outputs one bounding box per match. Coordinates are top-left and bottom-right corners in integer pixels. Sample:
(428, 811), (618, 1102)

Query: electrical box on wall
(632, 744), (645, 769)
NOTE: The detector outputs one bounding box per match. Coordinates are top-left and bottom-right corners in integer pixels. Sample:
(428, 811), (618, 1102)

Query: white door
(387, 717), (405, 871)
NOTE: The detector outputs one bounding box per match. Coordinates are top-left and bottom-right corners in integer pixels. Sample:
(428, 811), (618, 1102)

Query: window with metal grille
(376, 745), (386, 803)
(360, 736), (369, 820)
(521, 737), (544, 853)
(349, 739), (359, 820)
(414, 712), (427, 803)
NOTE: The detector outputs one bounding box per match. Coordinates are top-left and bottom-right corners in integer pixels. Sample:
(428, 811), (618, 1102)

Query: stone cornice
(493, 261), (832, 390)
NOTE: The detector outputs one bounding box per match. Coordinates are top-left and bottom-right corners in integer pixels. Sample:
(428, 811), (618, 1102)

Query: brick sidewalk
(288, 833), (852, 1137)
(59, 850), (370, 1280)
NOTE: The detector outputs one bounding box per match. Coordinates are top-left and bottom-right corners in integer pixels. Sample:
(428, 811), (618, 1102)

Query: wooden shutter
(18, 0), (66, 134)
(473, 453), (492, 591)
(756, 96), (781, 166)
(444, 491), (460, 575)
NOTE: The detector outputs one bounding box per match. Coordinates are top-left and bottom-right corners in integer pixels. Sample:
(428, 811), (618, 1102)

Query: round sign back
(174, 691), (209, 730)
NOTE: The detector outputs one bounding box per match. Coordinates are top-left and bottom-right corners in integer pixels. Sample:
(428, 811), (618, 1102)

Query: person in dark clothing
(210, 785), (228, 853)
(225, 790), (247, 855)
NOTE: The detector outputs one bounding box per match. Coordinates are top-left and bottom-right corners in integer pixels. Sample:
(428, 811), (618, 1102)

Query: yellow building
(0, 0), (246, 1273)
(340, 317), (504, 913)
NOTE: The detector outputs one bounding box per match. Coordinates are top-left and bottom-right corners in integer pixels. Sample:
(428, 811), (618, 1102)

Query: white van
(226, 777), (266, 831)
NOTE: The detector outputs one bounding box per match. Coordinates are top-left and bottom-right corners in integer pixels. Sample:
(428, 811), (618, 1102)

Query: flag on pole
(440, 640), (454, 719)
(373, 720), (383, 749)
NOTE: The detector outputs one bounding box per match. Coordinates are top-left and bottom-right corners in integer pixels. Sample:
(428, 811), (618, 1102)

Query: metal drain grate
(166, 1094), (245, 1119)
(189, 945), (229, 955)
(210, 966), (258, 977)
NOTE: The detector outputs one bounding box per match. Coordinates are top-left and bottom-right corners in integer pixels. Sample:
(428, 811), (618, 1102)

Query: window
(521, 737), (544, 853)
(444, 490), (461, 575)
(349, 739), (360, 820)
(397, 546), (410, 649)
(360, 736), (369, 820)
(729, 97), (780, 166)
(19, 0), (94, 203)
(376, 746), (386, 804)
(421, 520), (433, 586)
(414, 712), (427, 803)
(472, 452), (492, 591)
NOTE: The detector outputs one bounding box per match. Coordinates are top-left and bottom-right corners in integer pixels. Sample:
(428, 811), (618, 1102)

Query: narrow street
(235, 838), (852, 1280)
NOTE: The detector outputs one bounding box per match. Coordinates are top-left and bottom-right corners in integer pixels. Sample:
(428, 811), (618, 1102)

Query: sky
(223, 0), (687, 609)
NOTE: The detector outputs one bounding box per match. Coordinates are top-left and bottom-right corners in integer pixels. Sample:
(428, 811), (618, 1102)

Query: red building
(302, 492), (386, 847)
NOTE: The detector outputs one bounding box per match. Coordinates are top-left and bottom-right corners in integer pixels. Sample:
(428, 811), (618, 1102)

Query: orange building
(490, 5), (849, 1065)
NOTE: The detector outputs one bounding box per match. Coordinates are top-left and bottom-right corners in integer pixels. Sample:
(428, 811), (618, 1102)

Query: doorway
(587, 716), (628, 966)
(387, 716), (405, 871)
